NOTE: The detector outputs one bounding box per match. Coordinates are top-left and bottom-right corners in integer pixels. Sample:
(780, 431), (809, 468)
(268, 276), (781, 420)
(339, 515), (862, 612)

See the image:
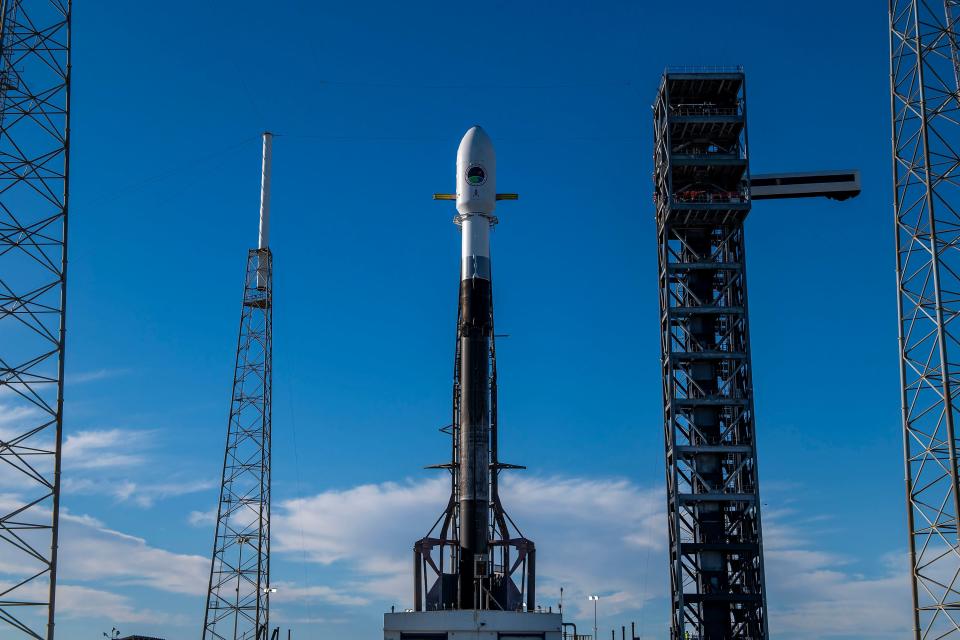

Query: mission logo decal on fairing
(466, 164), (486, 186)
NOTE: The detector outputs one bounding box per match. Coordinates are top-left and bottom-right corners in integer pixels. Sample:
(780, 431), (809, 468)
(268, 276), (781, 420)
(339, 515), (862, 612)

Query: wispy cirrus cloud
(0, 426), (152, 491)
(66, 368), (130, 385)
(271, 583), (371, 607)
(0, 402), (41, 427)
(56, 427), (217, 507)
(0, 423), (214, 512)
(66, 475), (217, 507)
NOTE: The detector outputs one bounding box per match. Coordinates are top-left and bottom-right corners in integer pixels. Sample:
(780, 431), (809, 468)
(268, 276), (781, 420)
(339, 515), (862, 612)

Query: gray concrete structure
(384, 610), (561, 640)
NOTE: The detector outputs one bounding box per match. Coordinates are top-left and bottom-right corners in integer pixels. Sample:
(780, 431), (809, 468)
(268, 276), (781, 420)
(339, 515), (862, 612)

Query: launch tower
(652, 67), (859, 640)
(653, 70), (768, 639)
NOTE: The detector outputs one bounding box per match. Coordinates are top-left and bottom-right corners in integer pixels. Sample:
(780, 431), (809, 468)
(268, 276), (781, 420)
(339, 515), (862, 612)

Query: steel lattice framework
(0, 1), (70, 638)
(203, 249), (273, 640)
(891, 2), (960, 637)
(653, 70), (767, 639)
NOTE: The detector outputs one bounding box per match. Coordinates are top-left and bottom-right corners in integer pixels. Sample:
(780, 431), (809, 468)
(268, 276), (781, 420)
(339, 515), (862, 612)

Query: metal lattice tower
(891, 2), (960, 636)
(203, 134), (274, 640)
(0, 1), (71, 638)
(653, 70), (767, 640)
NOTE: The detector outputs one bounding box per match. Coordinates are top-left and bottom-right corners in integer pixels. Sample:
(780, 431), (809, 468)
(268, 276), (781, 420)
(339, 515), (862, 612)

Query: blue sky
(14, 1), (907, 638)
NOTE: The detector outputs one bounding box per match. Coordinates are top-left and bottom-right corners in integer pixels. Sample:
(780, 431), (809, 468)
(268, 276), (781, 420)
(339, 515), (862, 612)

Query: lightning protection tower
(0, 1), (71, 639)
(202, 132), (274, 640)
(653, 70), (767, 639)
(891, 2), (960, 637)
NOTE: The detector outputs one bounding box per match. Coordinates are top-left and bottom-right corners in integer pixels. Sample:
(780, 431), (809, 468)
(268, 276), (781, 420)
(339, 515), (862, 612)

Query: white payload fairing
(457, 125), (497, 281)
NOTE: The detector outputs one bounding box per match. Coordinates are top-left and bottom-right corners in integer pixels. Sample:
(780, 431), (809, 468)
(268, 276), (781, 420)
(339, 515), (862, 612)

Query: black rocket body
(458, 276), (492, 609)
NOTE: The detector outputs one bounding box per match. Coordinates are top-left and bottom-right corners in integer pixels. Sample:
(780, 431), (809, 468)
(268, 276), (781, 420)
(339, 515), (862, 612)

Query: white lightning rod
(258, 131), (273, 250)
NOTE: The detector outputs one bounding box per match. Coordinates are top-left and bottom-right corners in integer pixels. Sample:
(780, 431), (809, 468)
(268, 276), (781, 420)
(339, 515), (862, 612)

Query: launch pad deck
(384, 610), (562, 640)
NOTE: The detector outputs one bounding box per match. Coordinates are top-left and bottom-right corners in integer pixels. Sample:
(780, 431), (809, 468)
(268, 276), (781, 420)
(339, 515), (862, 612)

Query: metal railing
(670, 104), (741, 117)
(665, 64), (744, 73)
(670, 190), (749, 204)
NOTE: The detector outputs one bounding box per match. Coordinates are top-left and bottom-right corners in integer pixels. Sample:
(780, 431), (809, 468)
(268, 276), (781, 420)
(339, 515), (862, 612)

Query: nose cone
(457, 126), (496, 215)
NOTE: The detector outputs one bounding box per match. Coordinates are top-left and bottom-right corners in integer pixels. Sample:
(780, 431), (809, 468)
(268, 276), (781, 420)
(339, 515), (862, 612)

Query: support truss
(653, 70), (767, 640)
(891, 2), (960, 637)
(0, 1), (71, 638)
(203, 249), (273, 640)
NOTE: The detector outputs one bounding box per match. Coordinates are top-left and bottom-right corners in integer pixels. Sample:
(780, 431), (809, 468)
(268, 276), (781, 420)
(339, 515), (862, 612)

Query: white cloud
(62, 428), (151, 469)
(57, 584), (182, 624)
(0, 459), (915, 640)
(271, 474), (913, 639)
(0, 580), (177, 626)
(0, 494), (209, 597)
(272, 477), (447, 606)
(269, 610), (348, 625)
(271, 474), (665, 618)
(0, 402), (42, 427)
(66, 368), (129, 385)
(272, 582), (371, 607)
(275, 477), (446, 566)
(57, 515), (209, 596)
(189, 507), (218, 527)
(116, 478), (217, 507)
(0, 503), (203, 631)
(0, 423), (151, 488)
(55, 428), (215, 507)
(65, 473), (216, 507)
(763, 509), (911, 638)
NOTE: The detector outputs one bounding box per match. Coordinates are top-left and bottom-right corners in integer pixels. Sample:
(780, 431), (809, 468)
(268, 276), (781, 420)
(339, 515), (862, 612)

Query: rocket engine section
(414, 127), (535, 613)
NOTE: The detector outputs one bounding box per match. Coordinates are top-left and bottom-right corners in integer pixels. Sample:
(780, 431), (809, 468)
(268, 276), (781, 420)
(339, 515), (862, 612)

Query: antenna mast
(202, 132), (274, 640)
